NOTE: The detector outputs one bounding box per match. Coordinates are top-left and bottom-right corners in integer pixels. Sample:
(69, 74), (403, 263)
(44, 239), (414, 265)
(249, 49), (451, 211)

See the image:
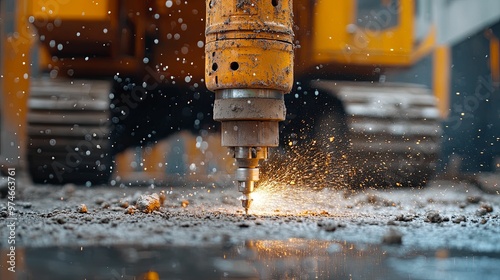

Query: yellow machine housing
(1, 0), (441, 192)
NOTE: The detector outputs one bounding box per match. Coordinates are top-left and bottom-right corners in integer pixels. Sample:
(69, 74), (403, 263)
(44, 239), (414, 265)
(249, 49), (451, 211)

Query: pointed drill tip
(241, 199), (251, 215)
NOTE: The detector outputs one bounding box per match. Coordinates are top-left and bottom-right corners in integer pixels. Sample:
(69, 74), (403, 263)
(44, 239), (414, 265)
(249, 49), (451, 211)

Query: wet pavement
(1, 175), (499, 279)
(3, 240), (500, 280)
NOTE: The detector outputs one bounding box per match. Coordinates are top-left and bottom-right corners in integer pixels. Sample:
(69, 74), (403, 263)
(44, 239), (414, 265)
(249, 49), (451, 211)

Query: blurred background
(0, 0), (499, 188)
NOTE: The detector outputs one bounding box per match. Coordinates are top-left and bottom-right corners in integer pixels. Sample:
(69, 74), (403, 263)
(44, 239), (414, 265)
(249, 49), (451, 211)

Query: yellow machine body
(0, 0), (34, 168)
(2, 0), (440, 188)
(26, 0), (434, 81)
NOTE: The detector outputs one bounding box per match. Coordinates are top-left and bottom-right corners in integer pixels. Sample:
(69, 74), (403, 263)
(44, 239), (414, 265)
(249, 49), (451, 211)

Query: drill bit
(240, 193), (253, 214)
(234, 148), (263, 214)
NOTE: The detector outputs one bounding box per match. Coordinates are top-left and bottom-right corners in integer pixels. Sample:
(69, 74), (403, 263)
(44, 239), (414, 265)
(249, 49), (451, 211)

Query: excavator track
(313, 81), (442, 188)
(27, 78), (112, 185)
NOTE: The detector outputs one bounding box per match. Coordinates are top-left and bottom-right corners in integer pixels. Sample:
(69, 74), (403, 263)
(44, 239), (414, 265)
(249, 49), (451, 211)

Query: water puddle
(2, 239), (499, 279)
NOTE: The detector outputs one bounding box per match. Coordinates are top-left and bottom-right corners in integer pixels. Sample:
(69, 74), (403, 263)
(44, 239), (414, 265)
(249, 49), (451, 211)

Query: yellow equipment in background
(1, 0), (441, 194)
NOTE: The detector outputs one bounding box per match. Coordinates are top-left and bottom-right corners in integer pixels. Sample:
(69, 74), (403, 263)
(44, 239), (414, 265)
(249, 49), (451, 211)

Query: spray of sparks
(250, 139), (354, 214)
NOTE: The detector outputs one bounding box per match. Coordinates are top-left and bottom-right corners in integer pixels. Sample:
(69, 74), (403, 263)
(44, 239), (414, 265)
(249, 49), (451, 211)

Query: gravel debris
(480, 203), (493, 213)
(467, 196), (481, 204)
(77, 204), (88, 213)
(318, 220), (339, 232)
(55, 217), (66, 224)
(181, 200), (190, 208)
(2, 180), (499, 253)
(125, 206), (136, 215)
(95, 197), (105, 205)
(452, 215), (467, 224)
(395, 214), (414, 222)
(238, 223), (250, 228)
(119, 200), (130, 208)
(136, 193), (161, 213)
(425, 211), (443, 223)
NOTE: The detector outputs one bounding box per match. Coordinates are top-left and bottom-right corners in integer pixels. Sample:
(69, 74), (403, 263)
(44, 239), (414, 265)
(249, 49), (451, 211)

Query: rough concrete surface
(1, 174), (500, 279)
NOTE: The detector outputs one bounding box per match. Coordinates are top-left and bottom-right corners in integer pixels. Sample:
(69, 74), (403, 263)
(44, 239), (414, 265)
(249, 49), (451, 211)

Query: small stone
(100, 217), (110, 224)
(125, 206), (135, 215)
(118, 200), (129, 208)
(452, 215), (466, 224)
(136, 193), (161, 213)
(238, 223), (250, 228)
(181, 200), (189, 208)
(480, 219), (487, 224)
(56, 217), (66, 224)
(77, 204), (88, 214)
(426, 211), (443, 223)
(476, 208), (488, 216)
(101, 202), (110, 209)
(159, 190), (166, 205)
(467, 196), (481, 204)
(318, 220), (337, 232)
(395, 214), (414, 222)
(95, 197), (105, 205)
(480, 203), (493, 213)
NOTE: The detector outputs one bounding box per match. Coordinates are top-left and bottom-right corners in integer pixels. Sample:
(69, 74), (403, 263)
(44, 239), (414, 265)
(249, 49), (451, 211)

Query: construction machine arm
(204, 0), (294, 213)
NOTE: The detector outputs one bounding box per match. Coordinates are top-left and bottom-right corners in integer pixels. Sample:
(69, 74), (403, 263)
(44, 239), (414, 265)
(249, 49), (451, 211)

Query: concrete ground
(0, 174), (499, 279)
